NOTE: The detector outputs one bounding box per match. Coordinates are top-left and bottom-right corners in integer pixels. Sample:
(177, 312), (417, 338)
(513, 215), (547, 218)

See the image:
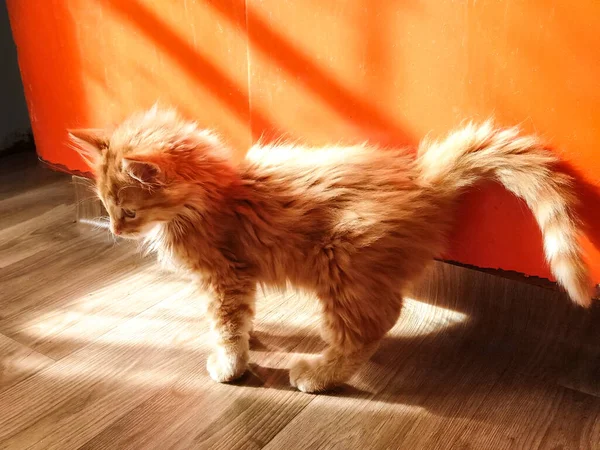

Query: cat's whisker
(79, 218), (110, 229)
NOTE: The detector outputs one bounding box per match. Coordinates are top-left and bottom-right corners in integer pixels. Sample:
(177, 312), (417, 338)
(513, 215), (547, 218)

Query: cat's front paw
(207, 350), (248, 383)
(289, 358), (339, 393)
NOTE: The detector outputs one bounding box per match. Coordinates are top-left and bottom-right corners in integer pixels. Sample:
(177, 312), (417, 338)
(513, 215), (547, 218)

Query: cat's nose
(112, 224), (121, 235)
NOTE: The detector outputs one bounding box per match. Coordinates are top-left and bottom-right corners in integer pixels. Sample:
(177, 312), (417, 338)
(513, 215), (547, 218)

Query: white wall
(0, 0), (31, 153)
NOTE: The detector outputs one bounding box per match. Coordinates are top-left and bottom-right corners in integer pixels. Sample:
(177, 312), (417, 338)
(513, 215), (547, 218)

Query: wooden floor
(1, 151), (599, 450)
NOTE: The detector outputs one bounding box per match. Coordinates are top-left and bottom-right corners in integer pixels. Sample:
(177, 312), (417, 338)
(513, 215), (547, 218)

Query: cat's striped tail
(416, 121), (592, 306)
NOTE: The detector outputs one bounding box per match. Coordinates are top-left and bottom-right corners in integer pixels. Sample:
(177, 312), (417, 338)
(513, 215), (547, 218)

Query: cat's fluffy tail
(416, 121), (592, 306)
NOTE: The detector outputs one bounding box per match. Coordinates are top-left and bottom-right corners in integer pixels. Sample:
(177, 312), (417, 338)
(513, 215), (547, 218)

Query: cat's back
(239, 141), (426, 245)
(243, 141), (414, 188)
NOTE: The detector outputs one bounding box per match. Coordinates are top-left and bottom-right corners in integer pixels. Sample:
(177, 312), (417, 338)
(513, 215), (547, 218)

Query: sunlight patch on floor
(11, 354), (206, 390)
(391, 298), (469, 338)
(18, 274), (204, 348)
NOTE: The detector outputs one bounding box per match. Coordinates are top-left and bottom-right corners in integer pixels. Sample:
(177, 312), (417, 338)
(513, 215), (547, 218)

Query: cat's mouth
(112, 224), (158, 240)
(110, 224), (142, 239)
(113, 232), (141, 239)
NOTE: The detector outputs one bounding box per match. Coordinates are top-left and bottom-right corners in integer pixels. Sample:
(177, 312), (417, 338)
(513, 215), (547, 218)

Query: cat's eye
(122, 209), (136, 219)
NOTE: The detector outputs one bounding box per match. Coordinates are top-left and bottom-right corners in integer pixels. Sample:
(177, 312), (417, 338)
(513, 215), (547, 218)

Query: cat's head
(69, 107), (234, 238)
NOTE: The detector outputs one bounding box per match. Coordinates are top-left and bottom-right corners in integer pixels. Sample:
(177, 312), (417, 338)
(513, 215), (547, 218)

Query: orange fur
(69, 107), (593, 392)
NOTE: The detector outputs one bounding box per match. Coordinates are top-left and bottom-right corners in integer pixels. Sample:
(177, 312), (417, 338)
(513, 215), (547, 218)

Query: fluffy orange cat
(70, 107), (592, 392)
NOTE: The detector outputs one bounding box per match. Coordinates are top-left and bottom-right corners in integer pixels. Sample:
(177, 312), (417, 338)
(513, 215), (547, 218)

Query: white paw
(207, 351), (248, 383)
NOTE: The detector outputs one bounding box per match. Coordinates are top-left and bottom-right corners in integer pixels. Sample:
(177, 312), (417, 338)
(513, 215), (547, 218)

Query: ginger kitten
(69, 107), (592, 392)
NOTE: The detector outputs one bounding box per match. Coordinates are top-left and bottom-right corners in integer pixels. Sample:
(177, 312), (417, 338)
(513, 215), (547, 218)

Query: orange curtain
(7, 0), (600, 282)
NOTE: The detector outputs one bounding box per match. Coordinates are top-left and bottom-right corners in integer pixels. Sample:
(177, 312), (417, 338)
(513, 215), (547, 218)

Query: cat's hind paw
(289, 358), (339, 393)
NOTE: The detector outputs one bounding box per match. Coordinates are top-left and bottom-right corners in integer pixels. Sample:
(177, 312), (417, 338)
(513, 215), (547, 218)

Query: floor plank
(0, 333), (54, 394)
(0, 292), (204, 450)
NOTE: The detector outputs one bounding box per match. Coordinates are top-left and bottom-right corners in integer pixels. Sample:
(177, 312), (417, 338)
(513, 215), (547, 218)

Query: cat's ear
(122, 156), (162, 185)
(68, 129), (108, 168)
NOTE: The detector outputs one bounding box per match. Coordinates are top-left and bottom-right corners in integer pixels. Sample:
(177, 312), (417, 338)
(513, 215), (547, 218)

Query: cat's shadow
(236, 270), (600, 419)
